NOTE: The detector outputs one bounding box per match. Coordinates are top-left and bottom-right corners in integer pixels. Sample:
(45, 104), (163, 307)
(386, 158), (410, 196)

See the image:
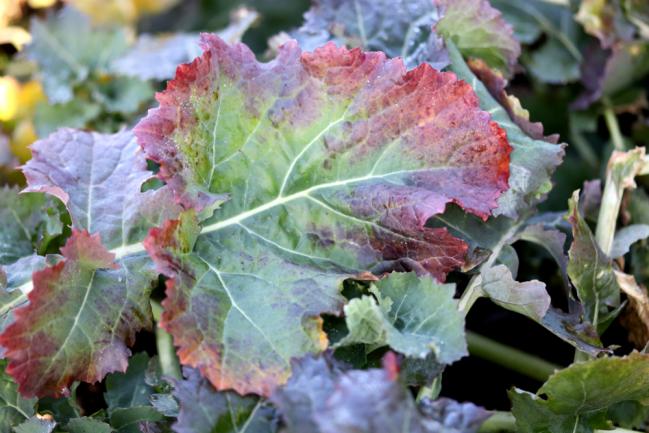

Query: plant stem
(458, 275), (482, 314)
(479, 412), (517, 433)
(151, 300), (182, 380)
(467, 331), (560, 382)
(603, 102), (625, 151)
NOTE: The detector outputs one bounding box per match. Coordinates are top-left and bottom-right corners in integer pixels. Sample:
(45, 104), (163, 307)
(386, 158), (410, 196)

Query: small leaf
(172, 368), (275, 433)
(479, 265), (550, 322)
(567, 191), (620, 327)
(0, 231), (155, 397)
(436, 0), (520, 78)
(67, 417), (114, 433)
(338, 272), (467, 363)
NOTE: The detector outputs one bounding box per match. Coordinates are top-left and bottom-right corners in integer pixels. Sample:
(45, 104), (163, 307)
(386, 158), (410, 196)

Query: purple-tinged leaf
(173, 368), (276, 433)
(272, 354), (488, 433)
(289, 0), (448, 70)
(23, 129), (180, 250)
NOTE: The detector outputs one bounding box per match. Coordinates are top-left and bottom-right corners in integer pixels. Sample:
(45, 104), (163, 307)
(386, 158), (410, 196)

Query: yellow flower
(0, 77), (19, 122)
(65, 0), (179, 25)
(10, 119), (36, 162)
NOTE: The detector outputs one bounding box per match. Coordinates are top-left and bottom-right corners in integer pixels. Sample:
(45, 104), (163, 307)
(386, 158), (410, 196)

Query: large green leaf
(137, 36), (511, 395)
(511, 352), (649, 432)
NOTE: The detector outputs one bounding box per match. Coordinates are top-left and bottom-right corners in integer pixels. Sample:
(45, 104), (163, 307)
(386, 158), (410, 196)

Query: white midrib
(12, 166), (425, 303)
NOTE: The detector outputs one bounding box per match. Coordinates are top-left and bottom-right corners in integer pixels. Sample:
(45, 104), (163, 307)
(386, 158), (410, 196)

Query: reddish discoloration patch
(0, 231), (132, 398)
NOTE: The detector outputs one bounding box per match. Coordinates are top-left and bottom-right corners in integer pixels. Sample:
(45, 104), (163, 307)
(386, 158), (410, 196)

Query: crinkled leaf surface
(173, 368), (275, 433)
(0, 231), (155, 398)
(0, 360), (36, 431)
(511, 352), (649, 432)
(446, 43), (564, 218)
(112, 8), (259, 81)
(567, 191), (620, 327)
(290, 0), (448, 70)
(418, 398), (491, 433)
(23, 129), (181, 250)
(339, 272), (466, 363)
(25, 6), (129, 103)
(436, 0), (520, 78)
(271, 355), (484, 433)
(137, 36), (511, 395)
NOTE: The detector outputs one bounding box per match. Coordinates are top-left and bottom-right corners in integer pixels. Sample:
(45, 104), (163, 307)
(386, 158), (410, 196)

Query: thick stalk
(467, 331), (560, 382)
(595, 172), (623, 256)
(151, 300), (182, 380)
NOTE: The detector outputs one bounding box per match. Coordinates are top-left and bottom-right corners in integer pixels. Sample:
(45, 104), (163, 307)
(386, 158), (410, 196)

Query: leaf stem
(150, 300), (182, 380)
(603, 102), (625, 151)
(479, 412), (517, 433)
(467, 331), (560, 382)
(458, 275), (482, 314)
